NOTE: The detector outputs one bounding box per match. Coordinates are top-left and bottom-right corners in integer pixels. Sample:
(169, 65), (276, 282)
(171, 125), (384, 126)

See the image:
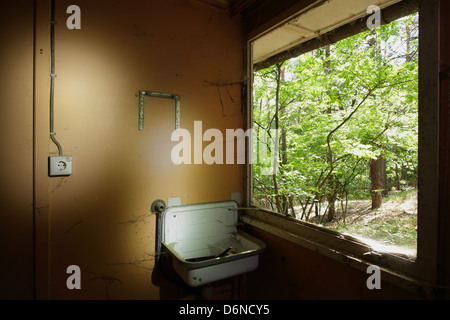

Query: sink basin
(160, 200), (266, 287)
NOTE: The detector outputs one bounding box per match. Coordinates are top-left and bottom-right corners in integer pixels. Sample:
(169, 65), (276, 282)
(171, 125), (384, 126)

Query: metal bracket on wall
(139, 90), (180, 131)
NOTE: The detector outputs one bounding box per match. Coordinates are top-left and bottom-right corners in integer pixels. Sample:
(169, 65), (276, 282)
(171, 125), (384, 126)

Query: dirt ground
(298, 190), (418, 257)
(331, 191), (417, 225)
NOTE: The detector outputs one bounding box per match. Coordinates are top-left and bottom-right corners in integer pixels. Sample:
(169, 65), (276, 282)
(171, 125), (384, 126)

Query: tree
(253, 13), (418, 224)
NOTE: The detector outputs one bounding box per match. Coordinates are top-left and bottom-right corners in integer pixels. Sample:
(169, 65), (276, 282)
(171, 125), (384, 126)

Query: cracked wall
(32, 0), (244, 299)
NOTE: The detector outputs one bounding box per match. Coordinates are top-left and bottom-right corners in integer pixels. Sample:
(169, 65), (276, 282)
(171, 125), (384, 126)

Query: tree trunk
(272, 174), (280, 210)
(279, 65), (288, 167)
(382, 157), (388, 196)
(273, 63), (283, 212)
(324, 44), (336, 222)
(327, 193), (337, 221)
(370, 155), (384, 209)
(368, 26), (385, 209)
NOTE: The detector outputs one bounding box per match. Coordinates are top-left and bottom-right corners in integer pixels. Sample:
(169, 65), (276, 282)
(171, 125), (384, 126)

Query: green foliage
(252, 13), (419, 229)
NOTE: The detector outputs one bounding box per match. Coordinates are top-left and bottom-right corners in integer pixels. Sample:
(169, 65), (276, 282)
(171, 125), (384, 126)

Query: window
(244, 0), (440, 289)
(252, 12), (419, 258)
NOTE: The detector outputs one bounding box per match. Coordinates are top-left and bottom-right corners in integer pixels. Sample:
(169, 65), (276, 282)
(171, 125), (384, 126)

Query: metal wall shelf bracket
(139, 90), (180, 131)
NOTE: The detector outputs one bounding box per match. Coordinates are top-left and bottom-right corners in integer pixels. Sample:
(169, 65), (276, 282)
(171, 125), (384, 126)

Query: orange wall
(47, 0), (245, 299)
(25, 0), (244, 299)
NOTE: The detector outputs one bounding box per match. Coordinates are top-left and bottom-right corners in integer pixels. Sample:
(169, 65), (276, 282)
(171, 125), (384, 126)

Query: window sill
(239, 207), (434, 298)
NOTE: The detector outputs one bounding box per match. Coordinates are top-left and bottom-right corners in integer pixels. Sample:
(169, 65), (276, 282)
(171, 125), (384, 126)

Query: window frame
(242, 0), (441, 296)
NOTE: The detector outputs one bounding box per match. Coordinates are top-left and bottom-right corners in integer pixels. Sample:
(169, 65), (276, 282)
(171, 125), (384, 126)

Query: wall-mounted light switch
(49, 156), (72, 176)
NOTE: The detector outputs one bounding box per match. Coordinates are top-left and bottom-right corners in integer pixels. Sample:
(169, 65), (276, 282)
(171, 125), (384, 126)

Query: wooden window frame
(242, 0), (444, 298)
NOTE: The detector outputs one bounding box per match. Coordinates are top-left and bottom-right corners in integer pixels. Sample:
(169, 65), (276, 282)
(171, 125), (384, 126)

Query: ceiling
(195, 0), (257, 16)
(251, 0), (401, 64)
(194, 0), (407, 66)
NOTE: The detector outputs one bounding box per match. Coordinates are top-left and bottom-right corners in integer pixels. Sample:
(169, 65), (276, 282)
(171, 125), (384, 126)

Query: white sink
(161, 201), (266, 287)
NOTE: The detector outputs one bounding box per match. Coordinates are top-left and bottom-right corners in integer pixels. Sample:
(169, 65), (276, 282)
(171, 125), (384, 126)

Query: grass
(323, 189), (418, 257)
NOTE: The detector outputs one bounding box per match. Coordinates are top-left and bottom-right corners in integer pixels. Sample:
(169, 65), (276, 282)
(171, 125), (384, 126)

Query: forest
(252, 13), (419, 254)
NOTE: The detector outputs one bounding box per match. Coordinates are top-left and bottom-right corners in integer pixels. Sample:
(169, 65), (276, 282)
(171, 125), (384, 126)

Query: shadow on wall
(48, 125), (178, 298)
(149, 201), (203, 299)
(152, 252), (195, 299)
